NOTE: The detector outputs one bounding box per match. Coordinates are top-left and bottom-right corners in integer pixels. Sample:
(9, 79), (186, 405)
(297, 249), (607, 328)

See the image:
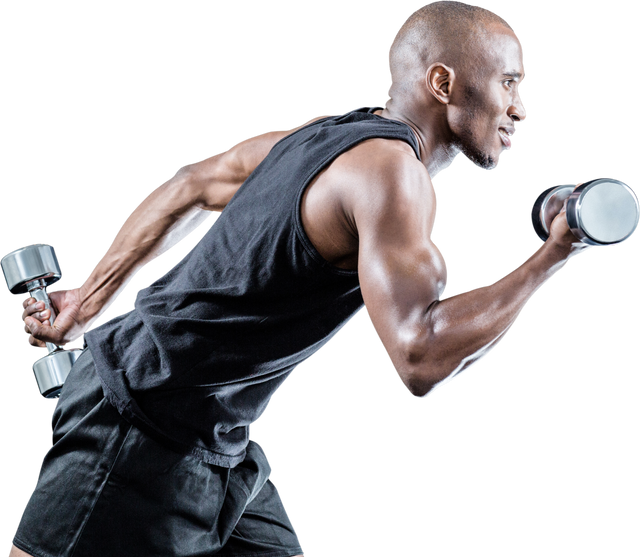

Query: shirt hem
(84, 339), (247, 469)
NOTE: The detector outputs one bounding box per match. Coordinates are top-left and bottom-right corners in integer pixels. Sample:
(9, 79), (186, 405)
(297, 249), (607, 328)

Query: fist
(546, 184), (590, 256)
(22, 288), (86, 348)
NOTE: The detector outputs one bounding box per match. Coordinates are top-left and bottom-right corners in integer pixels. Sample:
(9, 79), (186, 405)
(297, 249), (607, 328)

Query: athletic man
(11, 2), (587, 556)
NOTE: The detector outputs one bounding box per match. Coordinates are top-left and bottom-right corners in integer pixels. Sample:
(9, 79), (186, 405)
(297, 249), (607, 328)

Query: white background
(1, 1), (638, 556)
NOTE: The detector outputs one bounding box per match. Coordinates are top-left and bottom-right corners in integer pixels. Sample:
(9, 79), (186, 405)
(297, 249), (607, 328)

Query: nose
(508, 92), (526, 122)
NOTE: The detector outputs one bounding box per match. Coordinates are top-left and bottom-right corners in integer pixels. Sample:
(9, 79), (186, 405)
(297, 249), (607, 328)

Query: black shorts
(14, 349), (303, 557)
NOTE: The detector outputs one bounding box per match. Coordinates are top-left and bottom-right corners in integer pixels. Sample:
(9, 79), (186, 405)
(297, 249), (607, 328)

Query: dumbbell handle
(26, 278), (60, 353)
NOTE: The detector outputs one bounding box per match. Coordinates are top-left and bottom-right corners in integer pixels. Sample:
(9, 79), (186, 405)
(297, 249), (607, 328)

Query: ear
(425, 63), (455, 105)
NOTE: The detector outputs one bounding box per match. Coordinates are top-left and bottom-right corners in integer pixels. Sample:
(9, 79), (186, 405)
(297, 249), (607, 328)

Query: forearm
(406, 240), (575, 395)
(78, 170), (209, 322)
(75, 120), (324, 322)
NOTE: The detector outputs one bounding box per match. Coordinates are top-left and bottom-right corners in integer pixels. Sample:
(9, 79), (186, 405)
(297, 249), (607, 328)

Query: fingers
(24, 312), (40, 333)
(19, 290), (82, 348)
(22, 299), (52, 328)
(24, 316), (62, 347)
(20, 298), (51, 324)
(22, 296), (55, 348)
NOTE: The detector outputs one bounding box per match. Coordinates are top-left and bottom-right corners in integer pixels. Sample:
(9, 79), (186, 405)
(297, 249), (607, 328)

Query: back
(85, 107), (420, 467)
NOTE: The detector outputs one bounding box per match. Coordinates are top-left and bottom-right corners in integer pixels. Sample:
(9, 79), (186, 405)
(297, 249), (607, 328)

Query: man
(10, 2), (586, 556)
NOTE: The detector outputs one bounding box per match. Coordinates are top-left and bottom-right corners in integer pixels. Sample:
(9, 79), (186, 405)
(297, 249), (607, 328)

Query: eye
(504, 79), (514, 88)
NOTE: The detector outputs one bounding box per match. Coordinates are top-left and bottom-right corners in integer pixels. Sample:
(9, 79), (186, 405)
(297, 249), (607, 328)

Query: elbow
(405, 378), (434, 398)
(395, 336), (439, 397)
(399, 358), (455, 397)
(400, 361), (440, 398)
(394, 326), (459, 398)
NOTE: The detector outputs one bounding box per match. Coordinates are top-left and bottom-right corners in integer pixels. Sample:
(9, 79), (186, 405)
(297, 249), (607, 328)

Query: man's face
(449, 27), (526, 169)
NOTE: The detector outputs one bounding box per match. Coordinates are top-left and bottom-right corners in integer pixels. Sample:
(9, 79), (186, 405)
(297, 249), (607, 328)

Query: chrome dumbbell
(532, 178), (639, 245)
(1, 244), (82, 398)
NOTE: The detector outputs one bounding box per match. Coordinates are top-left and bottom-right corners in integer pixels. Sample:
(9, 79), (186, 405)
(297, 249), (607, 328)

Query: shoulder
(180, 115), (330, 211)
(206, 113), (335, 181)
(342, 137), (429, 192)
(334, 137), (435, 227)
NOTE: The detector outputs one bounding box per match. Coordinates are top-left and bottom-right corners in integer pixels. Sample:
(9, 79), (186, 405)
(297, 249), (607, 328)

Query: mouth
(498, 126), (514, 149)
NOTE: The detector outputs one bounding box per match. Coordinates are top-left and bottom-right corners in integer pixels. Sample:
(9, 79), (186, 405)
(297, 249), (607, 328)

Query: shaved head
(389, 1), (512, 94)
(383, 1), (525, 173)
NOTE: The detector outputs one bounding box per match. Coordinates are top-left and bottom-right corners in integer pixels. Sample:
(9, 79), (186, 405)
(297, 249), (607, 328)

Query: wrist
(77, 279), (111, 325)
(533, 237), (582, 281)
(544, 236), (573, 260)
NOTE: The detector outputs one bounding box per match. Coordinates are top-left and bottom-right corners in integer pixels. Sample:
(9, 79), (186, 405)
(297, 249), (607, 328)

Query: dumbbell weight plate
(566, 179), (639, 245)
(33, 348), (83, 398)
(1, 244), (61, 294)
(531, 185), (574, 242)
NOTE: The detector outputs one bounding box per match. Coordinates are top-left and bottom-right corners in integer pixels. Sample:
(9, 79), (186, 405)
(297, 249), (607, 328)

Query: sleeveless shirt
(85, 107), (421, 467)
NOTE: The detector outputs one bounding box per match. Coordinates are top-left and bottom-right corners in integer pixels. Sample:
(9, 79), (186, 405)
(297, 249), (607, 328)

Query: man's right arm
(22, 147), (247, 348)
(22, 119), (325, 348)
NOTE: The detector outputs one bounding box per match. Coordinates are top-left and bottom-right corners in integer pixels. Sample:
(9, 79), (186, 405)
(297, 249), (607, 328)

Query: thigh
(13, 349), (132, 557)
(14, 350), (301, 557)
(14, 351), (232, 557)
(219, 461), (303, 557)
(71, 425), (234, 557)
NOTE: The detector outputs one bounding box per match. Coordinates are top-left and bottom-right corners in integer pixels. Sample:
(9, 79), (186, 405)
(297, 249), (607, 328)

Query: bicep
(354, 158), (446, 366)
(358, 215), (447, 351)
(183, 117), (328, 211)
(182, 131), (286, 211)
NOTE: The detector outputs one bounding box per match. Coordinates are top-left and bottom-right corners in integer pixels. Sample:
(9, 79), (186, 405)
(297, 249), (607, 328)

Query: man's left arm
(349, 147), (585, 396)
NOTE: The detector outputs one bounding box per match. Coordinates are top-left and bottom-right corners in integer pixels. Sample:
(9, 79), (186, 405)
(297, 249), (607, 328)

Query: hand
(22, 288), (88, 348)
(547, 200), (595, 260)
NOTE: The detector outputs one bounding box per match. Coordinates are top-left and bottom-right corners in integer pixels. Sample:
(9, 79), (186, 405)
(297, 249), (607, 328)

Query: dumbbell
(532, 178), (639, 245)
(1, 244), (82, 398)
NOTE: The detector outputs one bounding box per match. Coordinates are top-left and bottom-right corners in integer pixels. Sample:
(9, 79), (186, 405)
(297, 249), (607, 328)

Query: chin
(454, 137), (500, 170)
(465, 149), (499, 170)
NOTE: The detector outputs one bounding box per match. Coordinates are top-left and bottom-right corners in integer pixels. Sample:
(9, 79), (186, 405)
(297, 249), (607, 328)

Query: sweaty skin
(21, 23), (582, 396)
(14, 20), (585, 557)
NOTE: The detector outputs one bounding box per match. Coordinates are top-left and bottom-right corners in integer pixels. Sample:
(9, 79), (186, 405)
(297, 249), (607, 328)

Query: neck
(379, 96), (459, 177)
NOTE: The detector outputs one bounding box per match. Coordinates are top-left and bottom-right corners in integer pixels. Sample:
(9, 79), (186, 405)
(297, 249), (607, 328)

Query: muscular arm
(24, 118), (325, 346)
(351, 143), (585, 396)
